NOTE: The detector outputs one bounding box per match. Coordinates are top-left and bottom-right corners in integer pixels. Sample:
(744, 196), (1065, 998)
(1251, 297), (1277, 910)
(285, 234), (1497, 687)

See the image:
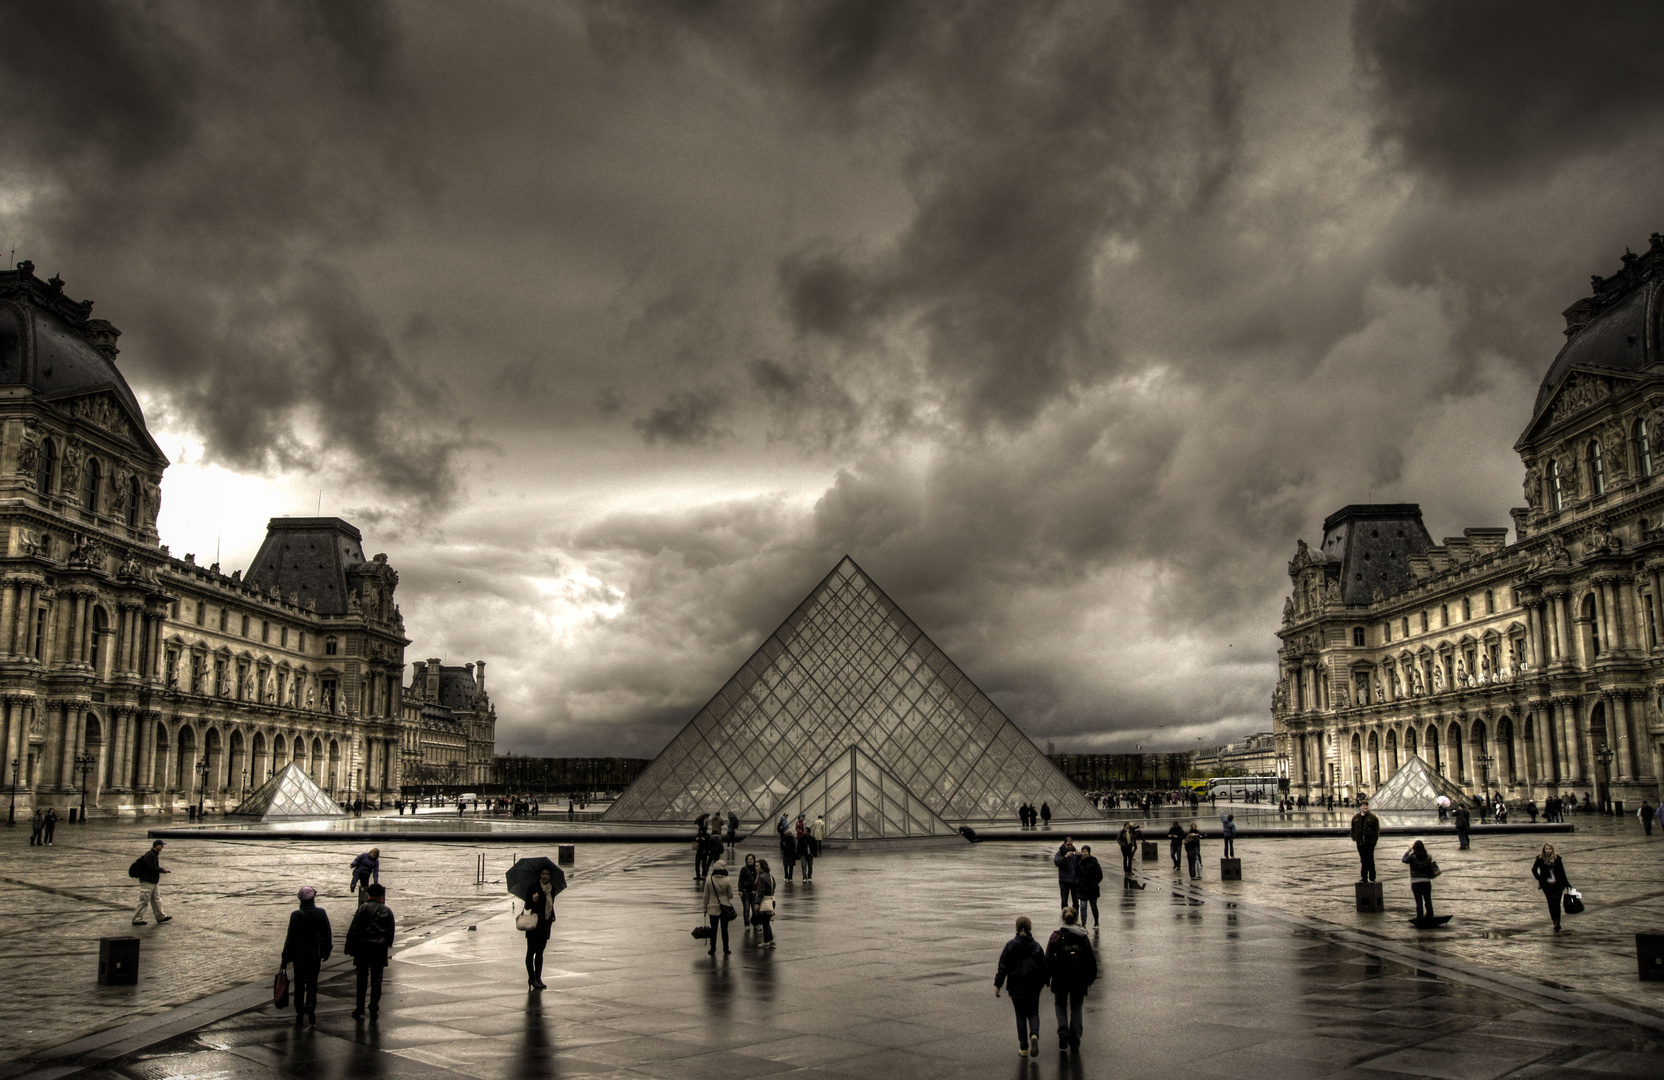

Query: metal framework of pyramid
(1366, 755), (1471, 812)
(747, 746), (961, 842)
(228, 762), (346, 820)
(604, 556), (1097, 831)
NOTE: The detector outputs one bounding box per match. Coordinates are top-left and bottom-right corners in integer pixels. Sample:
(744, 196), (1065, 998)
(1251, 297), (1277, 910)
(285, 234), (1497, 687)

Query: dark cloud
(633, 390), (729, 446)
(0, 1), (459, 510)
(1355, 0), (1664, 188)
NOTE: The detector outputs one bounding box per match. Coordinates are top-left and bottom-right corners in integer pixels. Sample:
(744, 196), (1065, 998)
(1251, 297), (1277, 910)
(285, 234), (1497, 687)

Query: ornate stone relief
(1549, 372), (1610, 423)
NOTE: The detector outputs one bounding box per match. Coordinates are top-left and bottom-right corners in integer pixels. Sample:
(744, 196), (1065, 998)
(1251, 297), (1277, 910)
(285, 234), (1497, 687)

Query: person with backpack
(994, 916), (1048, 1058)
(345, 883), (395, 1019)
(280, 886), (331, 1025)
(1045, 908), (1097, 1053)
(1074, 846), (1103, 926)
(130, 840), (172, 925)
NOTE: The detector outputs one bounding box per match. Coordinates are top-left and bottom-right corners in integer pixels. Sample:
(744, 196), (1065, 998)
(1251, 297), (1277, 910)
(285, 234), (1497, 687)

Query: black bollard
(1219, 857), (1241, 881)
(1639, 934), (1664, 981)
(98, 936), (140, 985)
(1354, 881), (1384, 912)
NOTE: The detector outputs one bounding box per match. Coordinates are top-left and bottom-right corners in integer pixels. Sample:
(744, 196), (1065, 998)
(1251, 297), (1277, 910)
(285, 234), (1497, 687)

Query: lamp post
(75, 752), (96, 823)
(195, 754), (211, 818)
(1594, 745), (1615, 813)
(6, 758), (18, 826)
(1476, 753), (1494, 821)
(240, 767), (249, 804)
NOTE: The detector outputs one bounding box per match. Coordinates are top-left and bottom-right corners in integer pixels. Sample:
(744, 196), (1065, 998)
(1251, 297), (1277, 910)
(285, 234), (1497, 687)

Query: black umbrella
(506, 857), (566, 903)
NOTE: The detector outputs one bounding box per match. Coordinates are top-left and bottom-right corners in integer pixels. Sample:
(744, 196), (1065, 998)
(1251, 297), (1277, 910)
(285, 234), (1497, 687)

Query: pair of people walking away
(345, 883), (396, 1018)
(994, 908), (1098, 1057)
(280, 887), (331, 1025)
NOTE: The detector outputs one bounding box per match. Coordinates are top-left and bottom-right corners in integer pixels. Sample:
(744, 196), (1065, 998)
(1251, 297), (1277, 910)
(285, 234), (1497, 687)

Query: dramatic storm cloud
(4, 1), (1664, 755)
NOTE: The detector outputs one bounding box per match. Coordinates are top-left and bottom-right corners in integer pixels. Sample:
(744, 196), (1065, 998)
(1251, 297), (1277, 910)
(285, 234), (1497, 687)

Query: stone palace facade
(0, 260), (494, 815)
(1274, 236), (1664, 812)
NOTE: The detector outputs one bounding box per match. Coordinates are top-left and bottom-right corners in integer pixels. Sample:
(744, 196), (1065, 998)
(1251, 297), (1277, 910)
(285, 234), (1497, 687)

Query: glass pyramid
(1367, 755), (1470, 812)
(748, 746), (960, 842)
(604, 556), (1098, 830)
(228, 762), (346, 820)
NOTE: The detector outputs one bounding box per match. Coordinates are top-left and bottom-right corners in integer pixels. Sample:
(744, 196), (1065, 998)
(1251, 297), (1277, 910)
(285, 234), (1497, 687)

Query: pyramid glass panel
(229, 762), (346, 821)
(605, 556), (1096, 832)
(1368, 755), (1472, 811)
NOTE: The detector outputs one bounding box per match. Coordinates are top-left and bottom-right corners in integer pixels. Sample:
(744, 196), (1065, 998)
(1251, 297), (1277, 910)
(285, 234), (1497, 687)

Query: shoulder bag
(755, 894), (776, 916)
(273, 968), (290, 1009)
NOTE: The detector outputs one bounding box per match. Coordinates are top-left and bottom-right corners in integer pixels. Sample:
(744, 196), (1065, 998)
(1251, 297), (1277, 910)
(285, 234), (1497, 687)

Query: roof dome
(1534, 236), (1664, 415)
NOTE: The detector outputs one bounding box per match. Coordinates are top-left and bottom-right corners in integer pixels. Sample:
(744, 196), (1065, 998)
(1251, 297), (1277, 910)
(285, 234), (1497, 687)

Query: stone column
(1556, 699), (1581, 783)
(1614, 692), (1636, 780)
(1, 698), (17, 790)
(138, 717), (157, 794)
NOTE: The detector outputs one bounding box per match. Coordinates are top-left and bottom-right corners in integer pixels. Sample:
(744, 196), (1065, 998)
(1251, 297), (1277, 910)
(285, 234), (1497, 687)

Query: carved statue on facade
(1522, 458), (1542, 509)
(1282, 596), (1295, 623)
(1335, 684), (1350, 709)
(16, 424), (39, 475)
(1478, 653), (1490, 682)
(59, 442), (81, 492)
(1432, 663), (1444, 693)
(1373, 675), (1384, 704)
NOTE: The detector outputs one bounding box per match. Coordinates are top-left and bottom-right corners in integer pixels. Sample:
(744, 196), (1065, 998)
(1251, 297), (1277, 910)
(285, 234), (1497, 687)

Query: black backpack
(1053, 934), (1093, 987)
(128, 856), (146, 879)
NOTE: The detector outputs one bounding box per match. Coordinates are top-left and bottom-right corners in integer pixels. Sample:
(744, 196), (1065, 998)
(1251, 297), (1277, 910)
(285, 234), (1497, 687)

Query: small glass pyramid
(604, 556), (1098, 830)
(228, 762), (347, 820)
(1367, 755), (1471, 812)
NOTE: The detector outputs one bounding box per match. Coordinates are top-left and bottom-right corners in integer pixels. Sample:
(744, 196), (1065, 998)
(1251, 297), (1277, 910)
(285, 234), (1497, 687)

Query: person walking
(1183, 822), (1203, 879)
(1053, 838), (1079, 912)
(738, 853), (759, 928)
(42, 807), (57, 845)
(1045, 908), (1097, 1054)
(522, 866), (558, 988)
(349, 848), (380, 903)
(1075, 845), (1103, 927)
(1219, 812), (1237, 858)
(1350, 799), (1381, 882)
(345, 883), (395, 1019)
(1640, 801), (1654, 837)
(130, 840), (172, 925)
(1454, 804), (1471, 850)
(28, 807), (43, 846)
(1167, 820), (1184, 870)
(1039, 802), (1052, 828)
(994, 916), (1048, 1058)
(1116, 822), (1137, 877)
(811, 814), (826, 857)
(1401, 840), (1439, 923)
(700, 859), (736, 956)
(799, 827), (816, 881)
(779, 826), (799, 881)
(753, 858), (777, 948)
(1530, 843), (1571, 932)
(280, 886), (331, 1025)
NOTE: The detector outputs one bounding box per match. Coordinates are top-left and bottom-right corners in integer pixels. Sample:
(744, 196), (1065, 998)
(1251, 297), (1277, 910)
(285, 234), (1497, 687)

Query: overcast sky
(3, 1), (1663, 757)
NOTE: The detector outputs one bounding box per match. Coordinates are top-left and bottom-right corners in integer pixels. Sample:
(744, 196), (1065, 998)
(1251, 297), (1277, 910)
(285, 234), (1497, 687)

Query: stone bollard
(1220, 857), (1241, 881)
(1354, 881), (1384, 913)
(558, 844), (575, 865)
(1141, 841), (1158, 861)
(98, 936), (140, 985)
(1639, 934), (1664, 981)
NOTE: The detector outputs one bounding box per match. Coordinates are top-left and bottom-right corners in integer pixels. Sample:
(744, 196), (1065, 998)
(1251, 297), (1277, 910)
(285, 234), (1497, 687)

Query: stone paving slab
(5, 834), (1664, 1080)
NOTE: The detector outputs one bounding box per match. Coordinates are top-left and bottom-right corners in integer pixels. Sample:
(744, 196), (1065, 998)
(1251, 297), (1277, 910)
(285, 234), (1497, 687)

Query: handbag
(755, 895), (775, 917)
(515, 909), (539, 931)
(719, 904), (737, 923)
(1427, 860), (1441, 879)
(273, 968), (290, 1010)
(1563, 888), (1585, 915)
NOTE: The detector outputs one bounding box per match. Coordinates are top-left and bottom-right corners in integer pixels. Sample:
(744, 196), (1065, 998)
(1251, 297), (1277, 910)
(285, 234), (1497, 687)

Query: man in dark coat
(1454, 804), (1471, 849)
(1053, 839), (1079, 913)
(1039, 802), (1052, 827)
(131, 840), (172, 925)
(1167, 820), (1185, 870)
(281, 886), (332, 1025)
(779, 827), (799, 881)
(1350, 799), (1381, 883)
(345, 883), (395, 1019)
(1045, 908), (1097, 1053)
(1074, 845), (1104, 926)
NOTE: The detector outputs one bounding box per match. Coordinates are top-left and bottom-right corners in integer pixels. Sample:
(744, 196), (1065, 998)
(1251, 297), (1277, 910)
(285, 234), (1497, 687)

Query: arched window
(1636, 418), (1654, 478)
(36, 438), (56, 494)
(83, 456), (101, 512)
(1548, 458), (1564, 510)
(126, 476), (141, 528)
(1588, 440), (1605, 496)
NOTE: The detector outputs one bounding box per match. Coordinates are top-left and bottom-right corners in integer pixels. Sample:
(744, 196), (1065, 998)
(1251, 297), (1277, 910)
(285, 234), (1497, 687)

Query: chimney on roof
(84, 319), (120, 359)
(426, 658), (441, 701)
(475, 660), (486, 692)
(1563, 297), (1596, 338)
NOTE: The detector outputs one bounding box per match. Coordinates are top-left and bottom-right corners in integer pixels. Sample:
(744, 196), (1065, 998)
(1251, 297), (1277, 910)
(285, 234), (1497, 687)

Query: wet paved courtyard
(3, 815), (1663, 1080)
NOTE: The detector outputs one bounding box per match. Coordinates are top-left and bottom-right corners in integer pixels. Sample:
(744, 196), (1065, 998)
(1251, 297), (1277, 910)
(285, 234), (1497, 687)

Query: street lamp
(6, 758), (18, 826)
(1594, 745), (1615, 813)
(240, 767), (249, 803)
(195, 754), (211, 818)
(1476, 753), (1494, 821)
(75, 752), (96, 823)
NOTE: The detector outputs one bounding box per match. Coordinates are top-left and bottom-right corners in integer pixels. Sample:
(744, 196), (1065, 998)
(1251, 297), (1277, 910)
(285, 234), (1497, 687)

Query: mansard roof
(244, 517), (370, 617)
(1317, 504), (1434, 605)
(0, 261), (165, 461)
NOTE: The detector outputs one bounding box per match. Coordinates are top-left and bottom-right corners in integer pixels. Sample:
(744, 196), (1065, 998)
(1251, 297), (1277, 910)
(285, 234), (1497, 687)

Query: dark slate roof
(244, 518), (367, 616)
(1533, 282), (1659, 415)
(0, 261), (164, 459)
(437, 667), (479, 711)
(1319, 504), (1433, 605)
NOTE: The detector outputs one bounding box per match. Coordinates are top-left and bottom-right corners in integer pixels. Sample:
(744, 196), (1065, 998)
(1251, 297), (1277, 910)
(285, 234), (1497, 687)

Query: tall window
(1485, 589), (1495, 614)
(33, 608), (46, 659)
(1588, 440), (1605, 496)
(1440, 604), (1449, 626)
(1461, 598), (1471, 621)
(1383, 621), (1392, 643)
(241, 614), (250, 637)
(325, 636), (338, 656)
(126, 476), (142, 528)
(1419, 611), (1429, 632)
(1352, 626), (1365, 647)
(83, 456), (101, 512)
(1401, 616), (1409, 637)
(36, 438), (56, 494)
(1637, 418), (1654, 478)
(1549, 458), (1564, 510)
(91, 606), (108, 671)
(219, 608), (228, 632)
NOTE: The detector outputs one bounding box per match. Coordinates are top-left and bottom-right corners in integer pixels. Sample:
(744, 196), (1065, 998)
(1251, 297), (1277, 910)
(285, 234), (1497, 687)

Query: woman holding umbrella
(507, 857), (566, 989)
